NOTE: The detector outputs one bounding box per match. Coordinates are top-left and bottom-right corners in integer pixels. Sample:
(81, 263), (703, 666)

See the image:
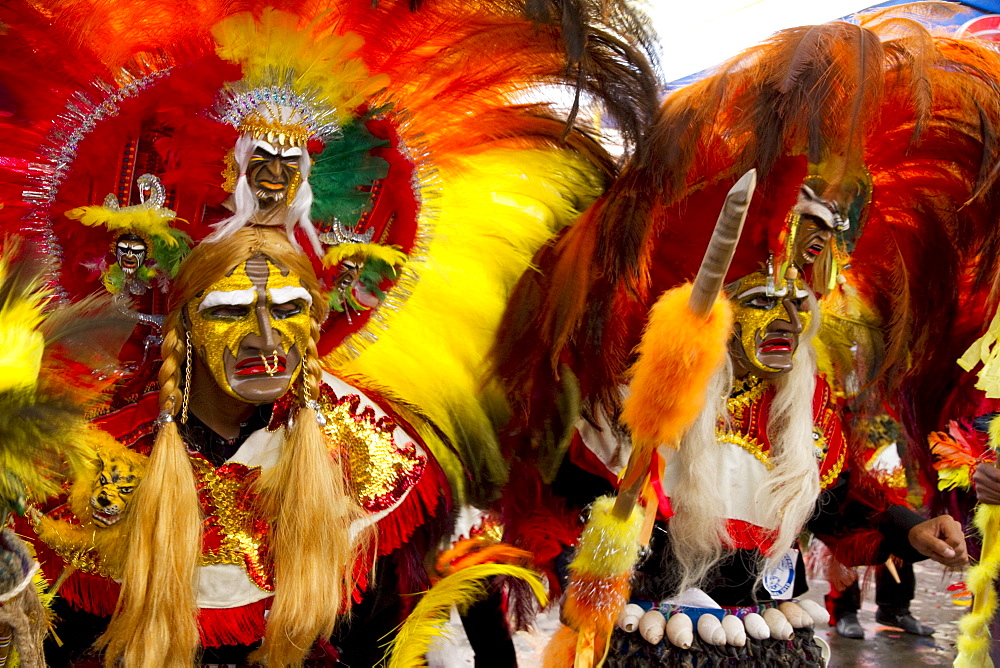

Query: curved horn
(688, 169), (756, 318)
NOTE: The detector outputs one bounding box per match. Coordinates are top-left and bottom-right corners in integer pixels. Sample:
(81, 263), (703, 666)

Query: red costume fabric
(21, 378), (450, 648)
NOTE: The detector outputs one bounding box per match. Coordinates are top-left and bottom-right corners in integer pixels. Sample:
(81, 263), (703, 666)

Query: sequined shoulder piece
(318, 384), (427, 513)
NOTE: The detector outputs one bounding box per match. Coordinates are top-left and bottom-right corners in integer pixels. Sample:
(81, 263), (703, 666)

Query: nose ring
(260, 353), (278, 376)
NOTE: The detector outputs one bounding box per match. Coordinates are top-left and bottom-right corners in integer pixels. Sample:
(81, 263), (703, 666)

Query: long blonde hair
(101, 226), (368, 666)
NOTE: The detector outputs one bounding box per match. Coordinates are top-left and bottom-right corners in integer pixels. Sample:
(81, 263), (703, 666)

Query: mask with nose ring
(185, 255), (312, 404)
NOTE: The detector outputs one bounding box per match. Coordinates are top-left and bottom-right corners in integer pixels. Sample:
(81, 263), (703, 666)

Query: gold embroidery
(727, 376), (767, 422)
(29, 509), (108, 575)
(717, 429), (774, 470)
(37, 387), (426, 590)
(820, 446), (846, 489)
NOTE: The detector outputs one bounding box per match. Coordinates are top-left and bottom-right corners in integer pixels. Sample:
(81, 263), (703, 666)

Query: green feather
(358, 258), (398, 301)
(311, 119), (390, 227)
(150, 229), (192, 278)
(103, 264), (125, 293)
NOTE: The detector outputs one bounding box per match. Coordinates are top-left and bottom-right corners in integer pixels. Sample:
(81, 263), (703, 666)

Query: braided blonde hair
(102, 227), (368, 666)
(99, 311), (202, 667)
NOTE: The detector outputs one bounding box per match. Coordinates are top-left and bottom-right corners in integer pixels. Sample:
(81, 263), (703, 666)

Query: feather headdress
(0, 0), (660, 501)
(492, 8), (1000, 451)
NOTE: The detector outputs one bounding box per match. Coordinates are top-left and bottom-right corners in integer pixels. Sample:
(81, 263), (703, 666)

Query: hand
(974, 462), (1000, 505)
(907, 515), (968, 569)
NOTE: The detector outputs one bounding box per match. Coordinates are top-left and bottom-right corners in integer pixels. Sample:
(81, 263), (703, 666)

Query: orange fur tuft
(620, 284), (733, 486)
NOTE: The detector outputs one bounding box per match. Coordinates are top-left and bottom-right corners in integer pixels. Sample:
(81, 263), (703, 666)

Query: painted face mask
(115, 233), (148, 276)
(247, 140), (303, 207)
(186, 256), (312, 403)
(790, 184), (847, 266)
(728, 271), (812, 376)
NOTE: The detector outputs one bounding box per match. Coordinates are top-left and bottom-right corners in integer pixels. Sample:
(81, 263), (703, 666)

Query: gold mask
(729, 272), (812, 375)
(186, 258), (312, 403)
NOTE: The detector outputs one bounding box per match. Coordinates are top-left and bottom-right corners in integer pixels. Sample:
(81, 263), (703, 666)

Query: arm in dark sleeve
(808, 470), (926, 565)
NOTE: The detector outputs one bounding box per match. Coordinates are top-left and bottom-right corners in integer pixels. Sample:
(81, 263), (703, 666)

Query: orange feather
(542, 624), (579, 668)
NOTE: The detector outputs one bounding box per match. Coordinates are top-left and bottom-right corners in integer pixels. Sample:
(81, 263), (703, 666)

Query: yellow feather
(816, 281), (882, 385)
(323, 244), (407, 269)
(937, 466), (973, 491)
(385, 563), (547, 668)
(329, 147), (604, 502)
(212, 9), (387, 124)
(64, 205), (179, 243)
(0, 256), (48, 393)
(989, 415), (1000, 453)
(956, 418), (1000, 667)
(0, 323), (44, 394)
(956, 505), (1000, 667)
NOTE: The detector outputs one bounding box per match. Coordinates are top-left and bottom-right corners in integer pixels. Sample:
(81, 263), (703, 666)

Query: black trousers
(828, 562), (916, 621)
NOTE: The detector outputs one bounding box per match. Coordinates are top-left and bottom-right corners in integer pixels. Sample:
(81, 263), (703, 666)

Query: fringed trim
(34, 539), (272, 649)
(375, 455), (450, 557)
(823, 528), (882, 569)
(54, 569), (119, 619)
(351, 558), (371, 605)
(198, 599), (270, 648)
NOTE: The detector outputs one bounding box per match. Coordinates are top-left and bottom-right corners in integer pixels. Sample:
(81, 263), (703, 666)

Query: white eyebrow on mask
(254, 140), (303, 159)
(736, 286), (770, 300)
(197, 289), (256, 312)
(268, 286), (312, 307)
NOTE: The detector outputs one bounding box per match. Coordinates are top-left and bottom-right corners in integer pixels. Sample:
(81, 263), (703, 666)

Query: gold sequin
(319, 391), (426, 512)
(37, 387), (426, 591)
(189, 457), (273, 591)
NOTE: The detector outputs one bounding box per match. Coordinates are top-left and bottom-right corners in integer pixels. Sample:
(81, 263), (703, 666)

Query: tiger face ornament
(32, 431), (148, 577)
(86, 450), (143, 527)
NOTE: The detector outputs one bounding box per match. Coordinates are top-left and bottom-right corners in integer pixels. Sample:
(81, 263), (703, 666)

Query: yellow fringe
(959, 306), (1000, 399)
(64, 206), (178, 244)
(384, 563), (547, 668)
(330, 147), (603, 501)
